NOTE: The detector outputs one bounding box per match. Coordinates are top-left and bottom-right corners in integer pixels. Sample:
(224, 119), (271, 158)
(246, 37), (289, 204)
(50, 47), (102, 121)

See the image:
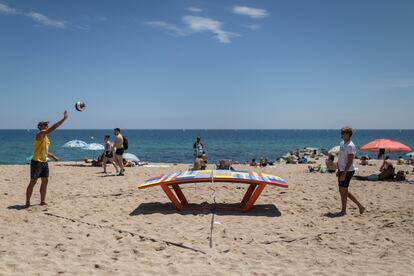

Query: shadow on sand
(130, 202), (281, 217)
(323, 211), (346, 218)
(56, 163), (91, 168)
(7, 204), (28, 210)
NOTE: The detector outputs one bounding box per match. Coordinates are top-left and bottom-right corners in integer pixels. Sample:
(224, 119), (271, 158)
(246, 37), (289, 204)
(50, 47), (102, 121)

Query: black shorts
(105, 151), (113, 158)
(115, 148), (124, 156)
(338, 170), (355, 188)
(30, 160), (49, 179)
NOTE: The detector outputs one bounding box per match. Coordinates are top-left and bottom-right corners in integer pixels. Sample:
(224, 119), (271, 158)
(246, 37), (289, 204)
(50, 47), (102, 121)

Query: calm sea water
(0, 129), (413, 164)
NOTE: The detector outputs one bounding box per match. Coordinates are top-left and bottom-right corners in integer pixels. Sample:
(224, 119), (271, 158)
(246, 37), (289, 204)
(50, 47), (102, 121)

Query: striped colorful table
(139, 170), (288, 212)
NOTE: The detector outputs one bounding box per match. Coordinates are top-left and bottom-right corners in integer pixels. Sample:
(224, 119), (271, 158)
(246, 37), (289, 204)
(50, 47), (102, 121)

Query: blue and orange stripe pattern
(139, 170), (288, 189)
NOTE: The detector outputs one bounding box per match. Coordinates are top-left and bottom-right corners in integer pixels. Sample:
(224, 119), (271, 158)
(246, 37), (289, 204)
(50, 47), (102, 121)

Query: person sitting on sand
(308, 164), (322, 173)
(217, 159), (234, 170)
(397, 156), (405, 165)
(286, 154), (298, 164)
(249, 158), (258, 166)
(123, 158), (136, 167)
(360, 155), (369, 166)
(395, 170), (406, 181)
(192, 156), (206, 170)
(260, 156), (268, 167)
(325, 154), (337, 173)
(380, 157), (394, 172)
(92, 154), (104, 167)
(354, 165), (396, 181)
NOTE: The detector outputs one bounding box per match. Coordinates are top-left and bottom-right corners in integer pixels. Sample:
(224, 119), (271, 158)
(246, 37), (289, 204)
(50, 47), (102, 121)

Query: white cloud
(182, 15), (237, 43)
(0, 3), (19, 15)
(144, 15), (238, 43)
(144, 21), (186, 36)
(0, 2), (67, 29)
(242, 24), (261, 31)
(232, 6), (269, 19)
(188, 7), (202, 13)
(26, 11), (66, 28)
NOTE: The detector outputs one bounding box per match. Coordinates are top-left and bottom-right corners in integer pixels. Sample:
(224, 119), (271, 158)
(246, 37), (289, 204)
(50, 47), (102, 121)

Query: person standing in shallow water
(336, 127), (365, 216)
(25, 111), (68, 208)
(193, 136), (204, 159)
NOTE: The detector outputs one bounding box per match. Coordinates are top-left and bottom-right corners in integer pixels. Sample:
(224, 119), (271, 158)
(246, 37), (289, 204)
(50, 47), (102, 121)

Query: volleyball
(75, 101), (86, 112)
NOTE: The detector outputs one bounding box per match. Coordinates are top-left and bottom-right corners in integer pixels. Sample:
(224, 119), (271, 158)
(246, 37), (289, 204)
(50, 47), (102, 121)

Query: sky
(0, 0), (413, 129)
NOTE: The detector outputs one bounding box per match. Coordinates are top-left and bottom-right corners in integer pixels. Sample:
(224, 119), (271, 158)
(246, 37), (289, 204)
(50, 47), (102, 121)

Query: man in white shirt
(337, 127), (365, 216)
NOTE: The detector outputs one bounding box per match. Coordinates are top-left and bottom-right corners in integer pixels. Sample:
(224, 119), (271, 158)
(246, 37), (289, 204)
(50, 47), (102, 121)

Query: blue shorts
(367, 174), (379, 181)
(338, 171), (355, 188)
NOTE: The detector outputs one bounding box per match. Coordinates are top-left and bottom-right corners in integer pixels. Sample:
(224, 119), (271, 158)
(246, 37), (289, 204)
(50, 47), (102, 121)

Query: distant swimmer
(25, 111), (68, 208)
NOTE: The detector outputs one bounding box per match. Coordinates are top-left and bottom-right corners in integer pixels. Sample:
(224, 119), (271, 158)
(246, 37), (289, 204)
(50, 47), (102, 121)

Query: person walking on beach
(336, 127), (365, 216)
(113, 128), (125, 176)
(102, 135), (118, 174)
(193, 136), (204, 158)
(25, 111), (68, 208)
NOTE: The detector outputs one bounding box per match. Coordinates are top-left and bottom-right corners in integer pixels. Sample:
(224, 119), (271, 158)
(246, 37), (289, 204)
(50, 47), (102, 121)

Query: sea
(0, 129), (413, 165)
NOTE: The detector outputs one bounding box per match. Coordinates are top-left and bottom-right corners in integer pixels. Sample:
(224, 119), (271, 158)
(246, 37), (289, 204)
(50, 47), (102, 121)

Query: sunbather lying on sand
(354, 165), (395, 181)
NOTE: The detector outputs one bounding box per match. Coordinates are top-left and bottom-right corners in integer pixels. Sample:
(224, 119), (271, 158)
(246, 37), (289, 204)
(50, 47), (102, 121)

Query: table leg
(242, 183), (267, 212)
(172, 183), (188, 206)
(161, 184), (183, 211)
(241, 183), (257, 205)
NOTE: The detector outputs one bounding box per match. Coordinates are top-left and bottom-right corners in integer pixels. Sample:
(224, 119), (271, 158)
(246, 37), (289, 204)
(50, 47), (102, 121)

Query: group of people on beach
(25, 111), (128, 208)
(189, 127), (365, 216)
(30, 110), (409, 216)
(100, 128), (126, 175)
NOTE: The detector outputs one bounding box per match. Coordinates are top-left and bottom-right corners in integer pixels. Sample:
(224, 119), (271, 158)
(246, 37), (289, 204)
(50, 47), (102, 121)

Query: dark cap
(37, 121), (49, 128)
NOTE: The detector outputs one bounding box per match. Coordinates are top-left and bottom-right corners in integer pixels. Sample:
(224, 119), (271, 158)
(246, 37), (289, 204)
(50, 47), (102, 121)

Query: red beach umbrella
(359, 139), (411, 152)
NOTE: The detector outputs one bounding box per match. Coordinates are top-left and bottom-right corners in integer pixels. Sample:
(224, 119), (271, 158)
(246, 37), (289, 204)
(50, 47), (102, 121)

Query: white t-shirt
(338, 140), (356, 171)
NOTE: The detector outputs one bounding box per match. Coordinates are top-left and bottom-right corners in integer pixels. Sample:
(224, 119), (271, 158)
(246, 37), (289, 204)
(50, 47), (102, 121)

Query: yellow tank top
(33, 135), (50, 162)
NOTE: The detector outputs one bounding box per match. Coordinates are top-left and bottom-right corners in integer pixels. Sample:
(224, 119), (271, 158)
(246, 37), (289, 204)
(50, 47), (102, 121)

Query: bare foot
(40, 202), (47, 206)
(24, 202), (30, 208)
(359, 206), (365, 215)
(338, 211), (346, 216)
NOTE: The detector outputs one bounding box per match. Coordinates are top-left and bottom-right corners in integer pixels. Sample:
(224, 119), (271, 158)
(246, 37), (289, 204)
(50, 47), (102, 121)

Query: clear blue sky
(1, 0), (413, 129)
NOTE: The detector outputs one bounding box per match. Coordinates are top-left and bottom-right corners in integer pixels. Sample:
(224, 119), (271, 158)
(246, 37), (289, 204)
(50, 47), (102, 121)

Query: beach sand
(1, 161), (413, 275)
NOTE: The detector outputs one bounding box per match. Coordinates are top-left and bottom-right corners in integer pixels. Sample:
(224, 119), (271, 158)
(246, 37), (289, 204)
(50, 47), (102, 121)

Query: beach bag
(123, 136), (129, 150)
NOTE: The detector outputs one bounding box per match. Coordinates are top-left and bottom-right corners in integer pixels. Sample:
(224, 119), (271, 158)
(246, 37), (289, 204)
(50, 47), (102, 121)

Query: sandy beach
(1, 161), (413, 275)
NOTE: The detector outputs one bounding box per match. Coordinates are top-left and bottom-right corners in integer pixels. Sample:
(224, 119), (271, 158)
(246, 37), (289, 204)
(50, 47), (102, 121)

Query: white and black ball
(75, 101), (86, 112)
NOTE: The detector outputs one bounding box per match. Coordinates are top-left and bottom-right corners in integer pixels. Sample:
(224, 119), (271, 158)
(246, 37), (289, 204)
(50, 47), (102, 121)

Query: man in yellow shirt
(25, 111), (68, 208)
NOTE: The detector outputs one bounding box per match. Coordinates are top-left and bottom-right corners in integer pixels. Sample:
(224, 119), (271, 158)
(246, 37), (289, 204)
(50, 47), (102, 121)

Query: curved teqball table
(138, 170), (288, 212)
